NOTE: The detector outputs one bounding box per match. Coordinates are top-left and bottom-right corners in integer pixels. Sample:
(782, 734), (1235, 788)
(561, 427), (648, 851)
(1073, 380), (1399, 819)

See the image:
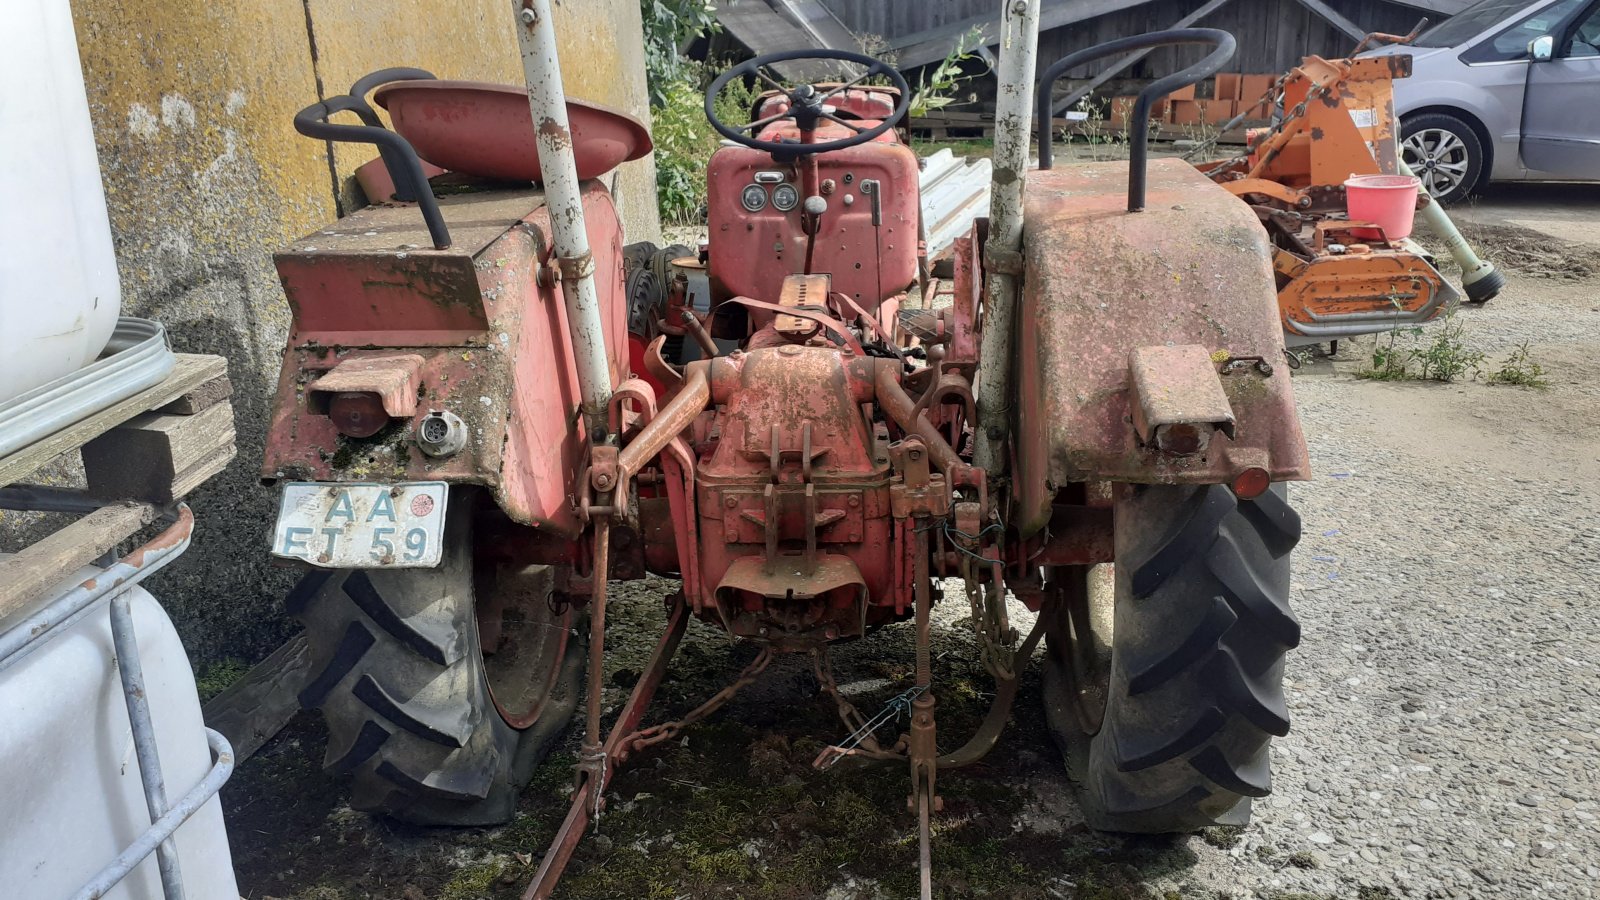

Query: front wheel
(1401, 113), (1484, 205)
(287, 493), (584, 825)
(1043, 483), (1301, 832)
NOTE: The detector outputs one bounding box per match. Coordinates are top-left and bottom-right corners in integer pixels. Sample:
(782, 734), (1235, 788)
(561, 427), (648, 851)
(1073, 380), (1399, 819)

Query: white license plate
(272, 482), (449, 568)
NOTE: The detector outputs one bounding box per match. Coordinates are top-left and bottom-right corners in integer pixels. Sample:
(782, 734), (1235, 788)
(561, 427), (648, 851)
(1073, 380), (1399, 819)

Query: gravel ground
(226, 192), (1600, 900)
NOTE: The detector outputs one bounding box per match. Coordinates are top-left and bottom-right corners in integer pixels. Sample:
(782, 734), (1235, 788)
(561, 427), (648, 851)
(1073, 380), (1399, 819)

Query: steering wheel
(705, 49), (912, 156)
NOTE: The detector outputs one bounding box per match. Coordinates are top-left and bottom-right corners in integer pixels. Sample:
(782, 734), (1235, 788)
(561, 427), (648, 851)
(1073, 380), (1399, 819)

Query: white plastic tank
(0, 0), (123, 402)
(0, 566), (239, 900)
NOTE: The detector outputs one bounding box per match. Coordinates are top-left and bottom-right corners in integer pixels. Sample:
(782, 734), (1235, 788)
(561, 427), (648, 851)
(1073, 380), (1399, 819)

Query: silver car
(1363, 0), (1600, 202)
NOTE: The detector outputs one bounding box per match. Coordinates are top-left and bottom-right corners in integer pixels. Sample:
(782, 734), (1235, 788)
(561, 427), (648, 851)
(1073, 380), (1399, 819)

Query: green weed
(1487, 341), (1550, 387)
(1357, 315), (1486, 383)
(194, 657), (250, 702)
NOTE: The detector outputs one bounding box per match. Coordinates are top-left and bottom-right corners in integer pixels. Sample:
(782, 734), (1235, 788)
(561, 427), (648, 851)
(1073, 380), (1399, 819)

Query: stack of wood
(0, 354), (233, 633)
(1109, 73), (1278, 129)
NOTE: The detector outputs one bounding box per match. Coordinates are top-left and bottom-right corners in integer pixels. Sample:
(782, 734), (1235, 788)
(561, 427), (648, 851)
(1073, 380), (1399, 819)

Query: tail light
(327, 391), (389, 438)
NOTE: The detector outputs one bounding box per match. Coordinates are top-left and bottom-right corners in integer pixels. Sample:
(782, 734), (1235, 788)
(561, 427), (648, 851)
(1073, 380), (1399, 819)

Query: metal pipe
(1035, 28), (1237, 211)
(513, 0), (614, 437)
(972, 0), (1040, 474)
(71, 729), (235, 900)
(874, 361), (967, 477)
(0, 505), (194, 675)
(616, 365), (711, 483)
(293, 96), (451, 249)
(1397, 159), (1504, 302)
(109, 590), (184, 900)
(0, 484), (110, 514)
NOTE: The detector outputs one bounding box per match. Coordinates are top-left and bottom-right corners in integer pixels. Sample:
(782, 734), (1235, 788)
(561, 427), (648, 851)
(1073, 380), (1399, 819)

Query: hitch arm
(613, 364), (711, 490)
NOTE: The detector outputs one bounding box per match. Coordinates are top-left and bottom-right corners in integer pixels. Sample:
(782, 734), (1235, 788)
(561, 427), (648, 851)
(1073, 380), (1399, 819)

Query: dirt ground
(221, 177), (1600, 900)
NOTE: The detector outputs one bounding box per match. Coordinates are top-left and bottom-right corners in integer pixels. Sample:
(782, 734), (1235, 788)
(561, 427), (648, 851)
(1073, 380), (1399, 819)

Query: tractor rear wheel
(1042, 483), (1301, 832)
(287, 493), (584, 825)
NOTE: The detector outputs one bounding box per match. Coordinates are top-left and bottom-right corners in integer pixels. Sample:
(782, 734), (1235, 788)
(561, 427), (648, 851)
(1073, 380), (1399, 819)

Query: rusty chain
(617, 646), (774, 755)
(811, 647), (907, 767)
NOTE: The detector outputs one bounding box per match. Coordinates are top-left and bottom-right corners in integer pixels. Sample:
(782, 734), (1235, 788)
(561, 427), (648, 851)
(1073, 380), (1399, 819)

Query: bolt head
(519, 7), (537, 24)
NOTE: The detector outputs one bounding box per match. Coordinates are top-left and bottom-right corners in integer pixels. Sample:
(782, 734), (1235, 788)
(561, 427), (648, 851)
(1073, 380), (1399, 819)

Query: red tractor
(262, 2), (1309, 894)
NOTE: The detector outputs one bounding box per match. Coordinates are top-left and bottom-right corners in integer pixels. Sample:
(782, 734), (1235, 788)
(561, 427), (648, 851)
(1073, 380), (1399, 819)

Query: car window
(1565, 3), (1600, 56)
(1416, 0), (1539, 47)
(1460, 0), (1590, 61)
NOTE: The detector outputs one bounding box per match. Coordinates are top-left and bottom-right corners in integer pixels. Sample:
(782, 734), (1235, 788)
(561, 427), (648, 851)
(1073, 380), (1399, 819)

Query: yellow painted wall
(70, 0), (658, 662)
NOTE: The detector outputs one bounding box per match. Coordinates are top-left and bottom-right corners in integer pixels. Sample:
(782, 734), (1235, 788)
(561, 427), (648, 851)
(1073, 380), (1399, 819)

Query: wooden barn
(713, 0), (1472, 117)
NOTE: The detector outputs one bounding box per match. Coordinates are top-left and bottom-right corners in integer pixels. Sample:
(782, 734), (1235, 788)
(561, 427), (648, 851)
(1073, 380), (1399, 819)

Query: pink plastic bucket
(1344, 174), (1422, 241)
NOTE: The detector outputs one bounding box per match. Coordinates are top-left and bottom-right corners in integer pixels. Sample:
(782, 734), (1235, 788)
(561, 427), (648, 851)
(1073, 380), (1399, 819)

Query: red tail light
(328, 391), (388, 438)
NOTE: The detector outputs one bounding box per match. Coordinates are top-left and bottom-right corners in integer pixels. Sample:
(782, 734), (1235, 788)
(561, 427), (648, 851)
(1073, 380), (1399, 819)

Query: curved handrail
(1036, 28), (1237, 211)
(293, 69), (451, 248)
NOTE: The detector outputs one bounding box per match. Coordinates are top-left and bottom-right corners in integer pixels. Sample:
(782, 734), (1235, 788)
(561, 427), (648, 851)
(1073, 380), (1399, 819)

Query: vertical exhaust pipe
(1398, 159), (1504, 303)
(973, 0), (1042, 473)
(512, 0), (615, 436)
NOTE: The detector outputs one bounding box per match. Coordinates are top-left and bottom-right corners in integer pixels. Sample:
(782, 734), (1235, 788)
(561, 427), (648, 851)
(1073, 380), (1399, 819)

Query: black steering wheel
(705, 49), (912, 156)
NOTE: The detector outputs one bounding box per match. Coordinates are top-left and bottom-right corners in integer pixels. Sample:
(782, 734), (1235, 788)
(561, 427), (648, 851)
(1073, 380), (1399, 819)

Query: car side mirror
(1530, 34), (1555, 61)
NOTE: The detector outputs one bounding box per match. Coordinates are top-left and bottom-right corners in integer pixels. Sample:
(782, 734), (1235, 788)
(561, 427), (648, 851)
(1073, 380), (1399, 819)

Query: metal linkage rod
(512, 0), (614, 438)
(973, 0), (1041, 474)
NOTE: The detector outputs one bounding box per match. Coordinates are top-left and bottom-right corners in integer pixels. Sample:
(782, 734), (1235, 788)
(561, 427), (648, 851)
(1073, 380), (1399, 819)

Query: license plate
(272, 482), (449, 568)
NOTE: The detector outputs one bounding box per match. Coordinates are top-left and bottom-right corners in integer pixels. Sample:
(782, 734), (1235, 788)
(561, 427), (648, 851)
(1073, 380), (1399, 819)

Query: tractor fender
(1012, 159), (1309, 538)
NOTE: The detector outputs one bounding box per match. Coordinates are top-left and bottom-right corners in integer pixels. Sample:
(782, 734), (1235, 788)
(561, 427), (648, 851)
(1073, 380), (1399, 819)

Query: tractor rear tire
(1043, 483), (1301, 832)
(286, 498), (584, 826)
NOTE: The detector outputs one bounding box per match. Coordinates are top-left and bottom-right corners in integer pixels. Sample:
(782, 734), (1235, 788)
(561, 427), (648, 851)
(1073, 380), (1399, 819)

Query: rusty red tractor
(262, 1), (1310, 894)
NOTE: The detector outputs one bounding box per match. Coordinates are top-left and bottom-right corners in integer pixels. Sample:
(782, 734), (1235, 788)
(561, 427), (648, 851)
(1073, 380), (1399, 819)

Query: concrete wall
(69, 0), (658, 665)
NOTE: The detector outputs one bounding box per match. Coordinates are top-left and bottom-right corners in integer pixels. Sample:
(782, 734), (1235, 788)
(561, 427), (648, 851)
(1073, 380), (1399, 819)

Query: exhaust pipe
(512, 0), (615, 435)
(1398, 159), (1504, 303)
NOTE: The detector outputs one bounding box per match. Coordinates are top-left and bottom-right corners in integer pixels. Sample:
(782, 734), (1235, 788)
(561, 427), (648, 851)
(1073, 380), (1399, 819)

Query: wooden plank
(202, 632), (313, 763)
(1289, 0), (1367, 41)
(167, 444), (238, 502)
(1048, 0), (1238, 114)
(0, 354), (228, 490)
(81, 400), (236, 502)
(0, 502), (158, 622)
(159, 372), (233, 416)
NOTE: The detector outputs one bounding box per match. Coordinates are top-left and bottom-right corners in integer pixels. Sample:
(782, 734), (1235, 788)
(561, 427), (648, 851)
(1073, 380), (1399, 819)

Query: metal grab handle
(346, 67), (436, 203)
(293, 72), (451, 249)
(1036, 28), (1237, 211)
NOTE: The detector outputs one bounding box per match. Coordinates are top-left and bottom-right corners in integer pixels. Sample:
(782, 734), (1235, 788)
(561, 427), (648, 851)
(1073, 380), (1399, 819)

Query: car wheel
(1400, 113), (1484, 205)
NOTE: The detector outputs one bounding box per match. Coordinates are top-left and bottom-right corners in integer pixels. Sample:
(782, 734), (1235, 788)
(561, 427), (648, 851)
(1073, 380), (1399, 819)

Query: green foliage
(908, 28), (983, 118)
(194, 657), (250, 702)
(640, 0), (719, 106)
(1358, 315), (1487, 383)
(651, 67), (759, 225)
(638, 0), (761, 224)
(1488, 341), (1550, 387)
(1414, 316), (1486, 382)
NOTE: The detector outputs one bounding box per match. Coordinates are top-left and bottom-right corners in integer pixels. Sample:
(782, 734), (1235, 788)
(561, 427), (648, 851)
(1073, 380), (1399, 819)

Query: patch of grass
(1199, 825), (1244, 849)
(194, 657), (250, 702)
(440, 860), (506, 900)
(1286, 850), (1322, 870)
(1356, 887), (1397, 900)
(1487, 341), (1550, 387)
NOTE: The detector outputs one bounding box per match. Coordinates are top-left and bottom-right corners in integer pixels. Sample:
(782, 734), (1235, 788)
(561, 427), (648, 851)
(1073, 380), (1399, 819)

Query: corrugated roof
(713, 0), (864, 80)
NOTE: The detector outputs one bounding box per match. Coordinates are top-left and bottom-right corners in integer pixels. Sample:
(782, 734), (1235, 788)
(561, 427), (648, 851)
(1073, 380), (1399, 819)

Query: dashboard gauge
(771, 183), (800, 211)
(740, 183), (768, 212)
